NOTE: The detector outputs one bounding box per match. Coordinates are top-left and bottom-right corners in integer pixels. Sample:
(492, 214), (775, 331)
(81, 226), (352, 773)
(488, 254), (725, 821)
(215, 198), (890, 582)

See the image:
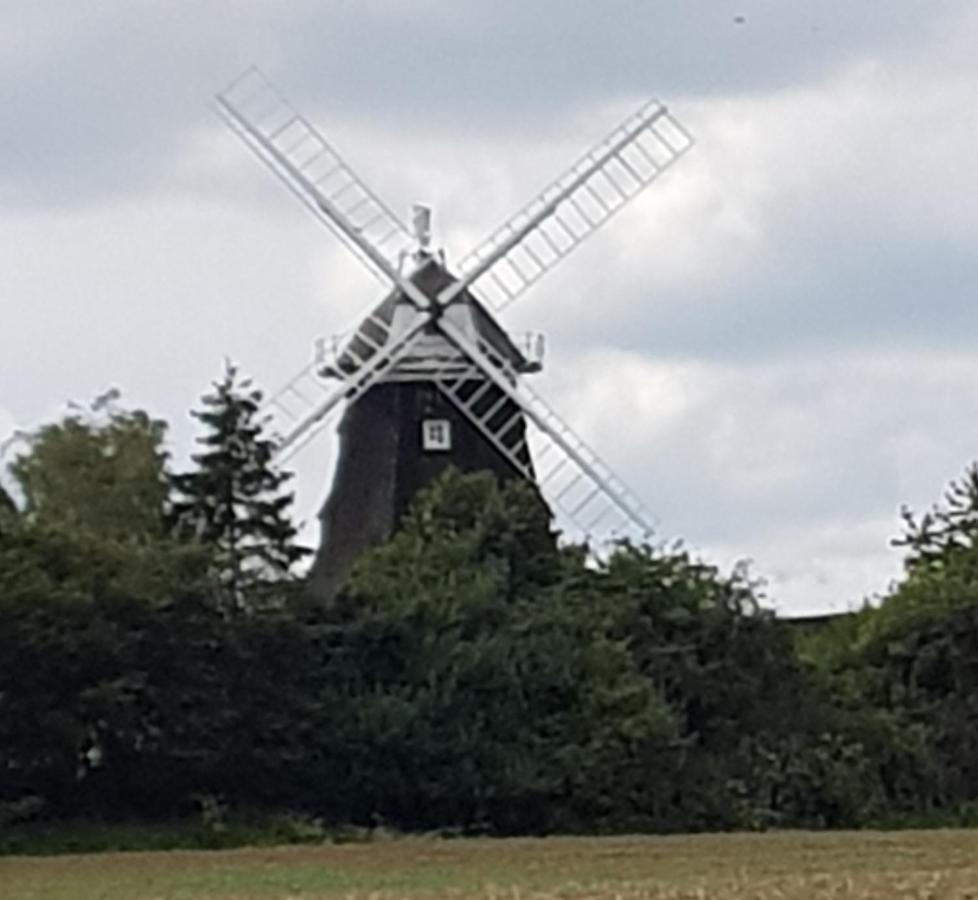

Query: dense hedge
(4, 468), (975, 837)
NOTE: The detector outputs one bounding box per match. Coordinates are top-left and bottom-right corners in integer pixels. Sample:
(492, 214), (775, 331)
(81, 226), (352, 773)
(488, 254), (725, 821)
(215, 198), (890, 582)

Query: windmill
(216, 69), (693, 597)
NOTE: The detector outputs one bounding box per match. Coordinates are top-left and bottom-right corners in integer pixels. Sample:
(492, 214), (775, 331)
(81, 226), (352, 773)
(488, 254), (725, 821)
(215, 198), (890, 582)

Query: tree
(170, 363), (308, 608)
(0, 483), (16, 534)
(0, 483), (15, 515)
(895, 462), (978, 573)
(799, 463), (978, 821)
(9, 409), (169, 544)
(314, 470), (681, 833)
(0, 407), (215, 821)
(863, 463), (978, 807)
(0, 407), (204, 603)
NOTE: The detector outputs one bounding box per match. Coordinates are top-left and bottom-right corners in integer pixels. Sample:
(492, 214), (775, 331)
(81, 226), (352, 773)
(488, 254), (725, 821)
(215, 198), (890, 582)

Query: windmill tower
(216, 69), (693, 596)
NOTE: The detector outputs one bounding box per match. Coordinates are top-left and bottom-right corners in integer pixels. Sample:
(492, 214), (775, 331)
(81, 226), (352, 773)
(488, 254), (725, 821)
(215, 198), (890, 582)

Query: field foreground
(2, 829), (978, 900)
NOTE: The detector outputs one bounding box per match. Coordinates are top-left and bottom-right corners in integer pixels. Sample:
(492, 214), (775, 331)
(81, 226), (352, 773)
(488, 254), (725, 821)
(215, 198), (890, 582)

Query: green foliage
(800, 463), (978, 818)
(324, 471), (681, 833)
(895, 463), (978, 574)
(10, 410), (169, 544)
(0, 811), (331, 856)
(840, 569), (978, 807)
(6, 417), (978, 843)
(576, 546), (882, 830)
(1, 409), (208, 604)
(170, 362), (308, 608)
(0, 482), (16, 519)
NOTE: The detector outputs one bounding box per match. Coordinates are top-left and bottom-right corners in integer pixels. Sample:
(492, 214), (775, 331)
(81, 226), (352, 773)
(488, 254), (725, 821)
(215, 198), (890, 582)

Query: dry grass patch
(2, 829), (978, 899)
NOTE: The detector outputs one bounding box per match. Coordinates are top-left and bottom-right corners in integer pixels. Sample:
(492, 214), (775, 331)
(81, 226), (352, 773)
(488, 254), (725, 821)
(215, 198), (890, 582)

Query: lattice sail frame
(216, 68), (693, 546)
(217, 68), (416, 283)
(453, 100), (693, 312)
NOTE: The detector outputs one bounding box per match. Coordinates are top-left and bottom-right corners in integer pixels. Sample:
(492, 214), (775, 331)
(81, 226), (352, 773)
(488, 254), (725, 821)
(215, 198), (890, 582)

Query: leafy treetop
(9, 409), (169, 544)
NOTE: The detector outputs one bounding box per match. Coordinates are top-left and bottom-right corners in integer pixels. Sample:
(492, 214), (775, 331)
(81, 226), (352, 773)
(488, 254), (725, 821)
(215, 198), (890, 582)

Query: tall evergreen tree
(170, 363), (308, 607)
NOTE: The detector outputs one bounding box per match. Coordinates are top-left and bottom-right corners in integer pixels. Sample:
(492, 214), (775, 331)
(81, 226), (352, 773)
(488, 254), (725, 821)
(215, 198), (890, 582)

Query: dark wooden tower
(308, 256), (539, 597)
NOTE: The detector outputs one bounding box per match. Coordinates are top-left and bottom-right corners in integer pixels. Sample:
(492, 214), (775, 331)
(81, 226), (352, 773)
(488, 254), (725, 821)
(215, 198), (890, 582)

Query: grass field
(2, 829), (978, 899)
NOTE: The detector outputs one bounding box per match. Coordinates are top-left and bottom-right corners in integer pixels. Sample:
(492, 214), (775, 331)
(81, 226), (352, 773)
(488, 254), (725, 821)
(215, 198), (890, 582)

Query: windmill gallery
(216, 69), (694, 595)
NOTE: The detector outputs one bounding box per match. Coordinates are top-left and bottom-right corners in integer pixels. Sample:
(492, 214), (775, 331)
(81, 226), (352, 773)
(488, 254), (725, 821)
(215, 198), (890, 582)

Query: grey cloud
(281, 0), (966, 119)
(545, 236), (978, 363)
(0, 0), (969, 208)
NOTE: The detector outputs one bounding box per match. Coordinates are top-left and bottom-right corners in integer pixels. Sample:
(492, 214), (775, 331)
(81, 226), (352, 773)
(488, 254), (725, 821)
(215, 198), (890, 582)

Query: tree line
(2, 365), (978, 837)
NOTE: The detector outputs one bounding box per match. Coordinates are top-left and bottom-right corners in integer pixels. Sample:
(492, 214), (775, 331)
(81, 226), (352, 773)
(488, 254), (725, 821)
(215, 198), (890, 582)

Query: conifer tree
(895, 462), (978, 572)
(171, 362), (308, 607)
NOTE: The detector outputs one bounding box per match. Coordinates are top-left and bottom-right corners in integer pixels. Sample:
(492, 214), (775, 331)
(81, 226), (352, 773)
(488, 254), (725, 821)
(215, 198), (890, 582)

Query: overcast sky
(2, 1), (977, 614)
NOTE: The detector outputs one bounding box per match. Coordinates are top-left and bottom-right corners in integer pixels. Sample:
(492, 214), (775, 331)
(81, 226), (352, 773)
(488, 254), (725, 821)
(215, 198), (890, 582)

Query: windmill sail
(430, 319), (655, 543)
(451, 100), (693, 312)
(216, 68), (416, 286)
(262, 307), (431, 461)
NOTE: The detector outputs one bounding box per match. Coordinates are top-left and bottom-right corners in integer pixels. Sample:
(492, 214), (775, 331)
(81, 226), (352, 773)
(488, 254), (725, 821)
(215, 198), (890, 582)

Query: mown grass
(2, 830), (978, 899)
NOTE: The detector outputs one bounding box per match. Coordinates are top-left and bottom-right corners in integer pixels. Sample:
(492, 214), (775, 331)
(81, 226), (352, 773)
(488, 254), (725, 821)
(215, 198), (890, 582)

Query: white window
(422, 418), (452, 451)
